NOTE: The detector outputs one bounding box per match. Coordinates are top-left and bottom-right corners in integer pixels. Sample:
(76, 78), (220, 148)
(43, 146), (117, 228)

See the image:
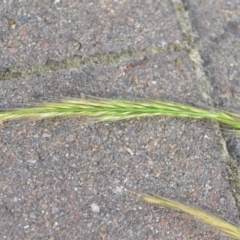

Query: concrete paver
(0, 0), (239, 239)
(0, 0), (181, 67)
(186, 0), (240, 207)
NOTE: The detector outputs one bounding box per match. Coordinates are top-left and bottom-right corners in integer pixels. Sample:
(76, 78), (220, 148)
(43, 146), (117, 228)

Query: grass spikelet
(141, 193), (240, 239)
(1, 98), (240, 131)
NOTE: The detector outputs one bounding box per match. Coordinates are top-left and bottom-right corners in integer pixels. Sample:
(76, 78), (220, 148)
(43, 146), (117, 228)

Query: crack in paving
(0, 41), (189, 81)
(172, 0), (240, 218)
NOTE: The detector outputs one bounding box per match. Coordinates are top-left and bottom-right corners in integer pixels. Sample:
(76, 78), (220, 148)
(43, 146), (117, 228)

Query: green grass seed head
(1, 99), (240, 131)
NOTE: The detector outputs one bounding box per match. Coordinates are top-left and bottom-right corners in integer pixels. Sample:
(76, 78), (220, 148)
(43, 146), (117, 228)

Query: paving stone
(0, 0), (181, 67)
(0, 0), (239, 239)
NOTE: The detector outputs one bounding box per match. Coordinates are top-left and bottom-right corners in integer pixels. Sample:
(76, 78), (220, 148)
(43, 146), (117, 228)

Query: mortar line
(172, 0), (240, 218)
(0, 40), (189, 81)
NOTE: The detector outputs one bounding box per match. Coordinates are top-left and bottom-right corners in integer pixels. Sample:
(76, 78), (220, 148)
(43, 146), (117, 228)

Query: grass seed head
(142, 193), (240, 239)
(1, 99), (240, 131)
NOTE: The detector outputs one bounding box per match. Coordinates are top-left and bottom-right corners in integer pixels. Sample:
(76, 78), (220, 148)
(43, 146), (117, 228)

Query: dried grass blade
(141, 193), (240, 240)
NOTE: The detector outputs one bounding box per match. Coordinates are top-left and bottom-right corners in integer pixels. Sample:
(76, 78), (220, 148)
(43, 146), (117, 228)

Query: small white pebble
(91, 203), (100, 213)
(125, 147), (134, 156)
(27, 159), (37, 164)
(205, 184), (212, 190)
(204, 134), (210, 139)
(161, 40), (167, 46)
(24, 225), (29, 229)
(87, 222), (92, 228)
(42, 133), (52, 138)
(112, 186), (123, 194)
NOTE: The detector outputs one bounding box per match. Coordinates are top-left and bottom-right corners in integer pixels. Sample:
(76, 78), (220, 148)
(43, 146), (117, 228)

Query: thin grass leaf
(141, 193), (240, 240)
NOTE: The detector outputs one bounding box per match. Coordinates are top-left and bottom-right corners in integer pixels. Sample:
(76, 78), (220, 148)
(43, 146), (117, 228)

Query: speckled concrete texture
(185, 0), (240, 110)
(185, 0), (240, 207)
(0, 0), (181, 67)
(0, 0), (239, 239)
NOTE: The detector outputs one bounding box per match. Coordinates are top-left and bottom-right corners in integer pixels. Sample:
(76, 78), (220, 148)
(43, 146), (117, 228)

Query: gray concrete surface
(0, 0), (240, 239)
